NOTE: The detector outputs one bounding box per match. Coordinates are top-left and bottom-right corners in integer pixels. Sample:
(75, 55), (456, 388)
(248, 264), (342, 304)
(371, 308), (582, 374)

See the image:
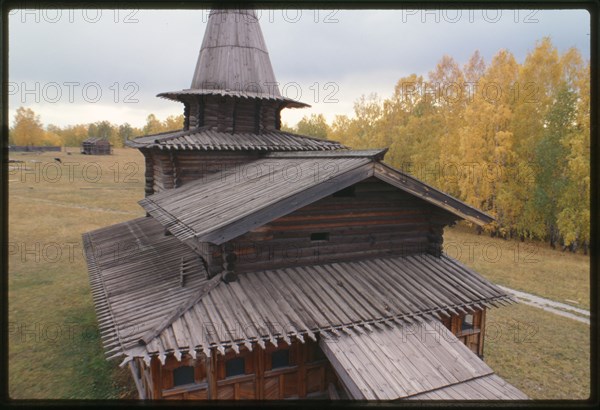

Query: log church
(83, 9), (528, 400)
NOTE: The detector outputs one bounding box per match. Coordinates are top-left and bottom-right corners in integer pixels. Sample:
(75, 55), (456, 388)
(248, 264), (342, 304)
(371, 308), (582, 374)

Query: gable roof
(126, 127), (345, 151)
(139, 150), (493, 247)
(83, 137), (111, 144)
(82, 215), (512, 363)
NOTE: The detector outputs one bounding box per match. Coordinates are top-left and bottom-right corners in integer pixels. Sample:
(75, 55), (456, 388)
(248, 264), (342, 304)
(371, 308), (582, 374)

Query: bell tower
(158, 9), (308, 133)
(127, 9), (344, 195)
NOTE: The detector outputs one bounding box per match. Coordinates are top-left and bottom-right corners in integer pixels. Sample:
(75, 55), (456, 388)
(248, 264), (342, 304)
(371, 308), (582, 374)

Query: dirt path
(498, 285), (590, 325)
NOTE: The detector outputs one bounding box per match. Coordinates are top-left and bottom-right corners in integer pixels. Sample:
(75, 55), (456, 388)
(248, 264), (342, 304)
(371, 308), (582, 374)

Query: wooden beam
(207, 351), (217, 399)
(328, 382), (340, 399)
(318, 338), (366, 400)
(138, 274), (224, 346)
(128, 361), (146, 399)
(373, 162), (493, 226)
(150, 356), (162, 399)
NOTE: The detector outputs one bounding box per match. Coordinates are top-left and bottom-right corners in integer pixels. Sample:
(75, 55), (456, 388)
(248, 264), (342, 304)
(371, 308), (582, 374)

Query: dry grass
(8, 148), (590, 400)
(8, 148), (144, 399)
(485, 303), (590, 399)
(444, 224), (590, 310)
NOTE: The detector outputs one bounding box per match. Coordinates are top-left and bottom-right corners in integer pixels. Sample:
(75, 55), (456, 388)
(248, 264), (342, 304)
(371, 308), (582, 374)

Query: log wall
(142, 149), (262, 195)
(182, 96), (281, 133)
(135, 337), (337, 400)
(227, 178), (458, 273)
(441, 309), (486, 358)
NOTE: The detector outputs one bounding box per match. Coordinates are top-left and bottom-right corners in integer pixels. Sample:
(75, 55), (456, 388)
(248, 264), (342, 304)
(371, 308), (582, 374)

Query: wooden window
(461, 314), (474, 332)
(173, 366), (195, 387)
(225, 357), (245, 378)
(333, 186), (355, 197)
(271, 349), (290, 369)
(310, 232), (330, 242)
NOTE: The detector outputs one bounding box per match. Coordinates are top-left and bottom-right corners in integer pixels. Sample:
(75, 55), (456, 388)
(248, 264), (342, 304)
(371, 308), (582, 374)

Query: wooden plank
(366, 328), (429, 396)
(373, 162), (493, 226)
(319, 337), (367, 399)
(138, 274), (224, 346)
(253, 270), (310, 338)
(349, 329), (410, 399)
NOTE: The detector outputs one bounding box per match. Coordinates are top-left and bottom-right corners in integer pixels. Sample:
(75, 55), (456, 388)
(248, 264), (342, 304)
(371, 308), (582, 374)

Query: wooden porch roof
(126, 127), (344, 151)
(139, 150), (492, 249)
(406, 374), (528, 400)
(82, 216), (512, 365)
(320, 322), (528, 400)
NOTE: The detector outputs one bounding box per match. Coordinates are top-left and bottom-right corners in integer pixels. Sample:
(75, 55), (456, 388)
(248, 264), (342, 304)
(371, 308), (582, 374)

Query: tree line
(10, 38), (588, 252)
(9, 109), (184, 149)
(284, 38), (589, 253)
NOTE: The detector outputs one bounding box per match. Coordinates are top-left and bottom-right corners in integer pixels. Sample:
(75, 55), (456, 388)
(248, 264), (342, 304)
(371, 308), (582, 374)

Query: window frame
(310, 232), (330, 242)
(270, 349), (291, 370)
(172, 365), (196, 387)
(224, 357), (246, 379)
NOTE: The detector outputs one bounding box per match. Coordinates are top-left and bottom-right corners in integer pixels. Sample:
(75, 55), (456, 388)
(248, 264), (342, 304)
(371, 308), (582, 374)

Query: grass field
(8, 148), (144, 399)
(8, 148), (590, 400)
(444, 225), (590, 310)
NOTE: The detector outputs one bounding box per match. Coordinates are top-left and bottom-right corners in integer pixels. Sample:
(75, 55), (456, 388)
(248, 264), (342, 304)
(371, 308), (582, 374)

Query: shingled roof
(126, 127), (345, 151)
(158, 9), (308, 108)
(83, 215), (512, 364)
(320, 323), (528, 400)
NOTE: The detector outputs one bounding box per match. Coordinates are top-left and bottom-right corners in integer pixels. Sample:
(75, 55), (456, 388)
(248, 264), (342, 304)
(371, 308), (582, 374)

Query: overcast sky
(8, 8), (590, 129)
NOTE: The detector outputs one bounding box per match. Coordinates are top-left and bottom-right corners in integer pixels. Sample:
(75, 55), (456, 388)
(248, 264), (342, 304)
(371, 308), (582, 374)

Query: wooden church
(83, 9), (528, 400)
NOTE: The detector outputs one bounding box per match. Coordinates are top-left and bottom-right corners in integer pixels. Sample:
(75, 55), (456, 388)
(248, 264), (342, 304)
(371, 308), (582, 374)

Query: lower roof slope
(406, 373), (528, 400)
(320, 322), (528, 400)
(83, 216), (513, 365)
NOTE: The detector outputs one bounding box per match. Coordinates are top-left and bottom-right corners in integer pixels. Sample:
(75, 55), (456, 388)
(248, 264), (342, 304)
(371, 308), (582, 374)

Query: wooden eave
(125, 127), (344, 151)
(156, 89), (310, 109)
(374, 162), (494, 226)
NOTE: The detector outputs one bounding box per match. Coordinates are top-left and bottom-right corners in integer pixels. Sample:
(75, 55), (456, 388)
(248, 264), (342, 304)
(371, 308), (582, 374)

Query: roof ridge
(373, 162), (494, 225)
(266, 148), (387, 159)
(275, 129), (346, 144)
(138, 273), (224, 346)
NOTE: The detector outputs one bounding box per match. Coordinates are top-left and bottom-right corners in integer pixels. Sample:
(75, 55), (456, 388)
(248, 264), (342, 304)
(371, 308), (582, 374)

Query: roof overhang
(125, 127), (345, 151)
(157, 89), (310, 109)
(374, 162), (494, 226)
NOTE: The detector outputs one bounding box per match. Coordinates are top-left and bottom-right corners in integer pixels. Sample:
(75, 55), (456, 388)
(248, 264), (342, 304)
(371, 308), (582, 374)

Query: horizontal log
(237, 224), (432, 243)
(235, 246), (431, 273)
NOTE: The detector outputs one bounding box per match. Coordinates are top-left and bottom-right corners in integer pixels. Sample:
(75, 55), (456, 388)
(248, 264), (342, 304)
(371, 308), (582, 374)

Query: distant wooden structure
(83, 9), (528, 401)
(81, 137), (112, 155)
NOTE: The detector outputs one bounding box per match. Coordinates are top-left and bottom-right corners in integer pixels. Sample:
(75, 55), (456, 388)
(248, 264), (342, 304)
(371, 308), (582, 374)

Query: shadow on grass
(62, 308), (137, 399)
